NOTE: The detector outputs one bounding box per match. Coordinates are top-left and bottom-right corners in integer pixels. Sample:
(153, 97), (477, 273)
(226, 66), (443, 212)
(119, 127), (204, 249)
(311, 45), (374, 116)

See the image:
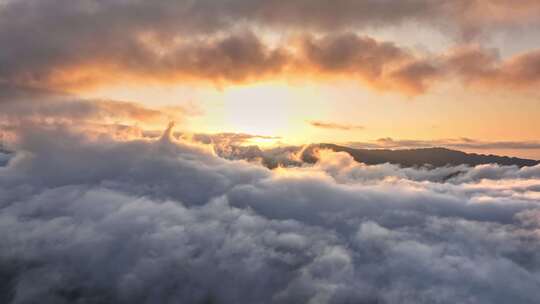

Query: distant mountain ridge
(2, 140), (538, 169)
(142, 131), (540, 168)
(212, 141), (540, 169)
(313, 144), (540, 168)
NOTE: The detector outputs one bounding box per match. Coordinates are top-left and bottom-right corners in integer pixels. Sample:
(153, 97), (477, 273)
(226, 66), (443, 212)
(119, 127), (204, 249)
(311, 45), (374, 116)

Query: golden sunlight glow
(81, 81), (332, 143)
(243, 136), (281, 148)
(78, 79), (540, 159)
(221, 83), (296, 136)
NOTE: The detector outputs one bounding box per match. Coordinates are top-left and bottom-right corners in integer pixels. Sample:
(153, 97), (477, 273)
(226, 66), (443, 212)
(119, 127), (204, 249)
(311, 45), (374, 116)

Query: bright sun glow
(80, 81), (367, 145)
(221, 83), (296, 136)
(243, 136), (281, 148)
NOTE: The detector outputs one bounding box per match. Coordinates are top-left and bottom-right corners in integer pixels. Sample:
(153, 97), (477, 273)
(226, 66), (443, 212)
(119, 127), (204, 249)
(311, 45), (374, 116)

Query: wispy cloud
(348, 137), (540, 151)
(309, 120), (364, 131)
(0, 84), (198, 145)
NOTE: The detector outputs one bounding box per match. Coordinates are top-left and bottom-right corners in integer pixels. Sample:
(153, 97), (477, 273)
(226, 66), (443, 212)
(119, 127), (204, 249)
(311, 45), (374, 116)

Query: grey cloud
(0, 151), (10, 166)
(444, 46), (540, 89)
(299, 149), (540, 185)
(1, 0), (538, 43)
(0, 85), (190, 140)
(0, 29), (289, 89)
(0, 29), (431, 94)
(1, 1), (540, 95)
(2, 124), (540, 303)
(142, 131), (290, 168)
(298, 33), (408, 74)
(387, 60), (442, 94)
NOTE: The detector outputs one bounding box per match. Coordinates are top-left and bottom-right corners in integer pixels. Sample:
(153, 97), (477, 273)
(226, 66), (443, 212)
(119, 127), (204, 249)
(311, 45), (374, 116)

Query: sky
(3, 1), (540, 303)
(1, 0), (540, 158)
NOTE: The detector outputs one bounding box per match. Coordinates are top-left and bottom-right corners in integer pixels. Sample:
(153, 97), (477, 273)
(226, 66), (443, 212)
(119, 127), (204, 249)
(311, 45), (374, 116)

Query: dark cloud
(387, 60), (442, 95)
(1, 1), (539, 95)
(0, 30), (289, 89)
(1, 0), (421, 89)
(1, 0), (538, 41)
(2, 124), (540, 303)
(0, 28), (441, 95)
(0, 27), (424, 93)
(254, 0), (540, 38)
(309, 121), (364, 131)
(444, 46), (540, 89)
(0, 150), (10, 166)
(296, 33), (433, 94)
(298, 33), (407, 74)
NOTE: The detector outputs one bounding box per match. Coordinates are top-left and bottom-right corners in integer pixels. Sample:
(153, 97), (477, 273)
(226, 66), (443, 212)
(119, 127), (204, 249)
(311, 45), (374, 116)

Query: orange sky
(81, 76), (540, 158)
(2, 0), (540, 158)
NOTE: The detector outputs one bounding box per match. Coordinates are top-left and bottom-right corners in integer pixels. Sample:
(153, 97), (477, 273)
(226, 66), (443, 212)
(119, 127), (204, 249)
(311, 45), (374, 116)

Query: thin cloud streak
(348, 137), (540, 152)
(309, 120), (364, 131)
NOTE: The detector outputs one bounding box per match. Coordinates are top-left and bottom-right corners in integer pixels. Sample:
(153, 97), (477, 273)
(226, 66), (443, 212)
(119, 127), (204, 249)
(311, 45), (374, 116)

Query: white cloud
(1, 124), (540, 303)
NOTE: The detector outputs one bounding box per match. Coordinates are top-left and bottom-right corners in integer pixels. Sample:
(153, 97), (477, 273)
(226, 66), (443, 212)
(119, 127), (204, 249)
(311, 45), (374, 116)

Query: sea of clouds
(2, 124), (540, 304)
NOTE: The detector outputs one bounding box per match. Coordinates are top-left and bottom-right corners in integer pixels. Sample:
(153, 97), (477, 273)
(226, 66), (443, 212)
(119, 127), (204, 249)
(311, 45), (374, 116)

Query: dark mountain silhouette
(309, 144), (540, 168)
(145, 131), (540, 168)
(213, 142), (539, 169)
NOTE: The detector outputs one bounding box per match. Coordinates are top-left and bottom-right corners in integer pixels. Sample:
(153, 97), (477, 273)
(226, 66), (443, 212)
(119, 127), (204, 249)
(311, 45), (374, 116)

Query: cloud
(0, 85), (204, 153)
(0, 84), (195, 143)
(0, 150), (10, 166)
(444, 45), (540, 89)
(2, 30), (538, 96)
(165, 134), (539, 170)
(1, 31), (289, 90)
(2, 29), (423, 93)
(1, 0), (539, 41)
(188, 132), (282, 146)
(1, 1), (540, 95)
(187, 135), (540, 170)
(2, 124), (540, 303)
(309, 121), (364, 131)
(348, 137), (540, 151)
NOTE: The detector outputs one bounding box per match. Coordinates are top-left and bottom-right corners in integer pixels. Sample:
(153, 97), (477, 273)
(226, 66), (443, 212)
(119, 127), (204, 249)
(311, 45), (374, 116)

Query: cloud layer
(350, 137), (540, 151)
(1, 2), (540, 302)
(1, 124), (540, 303)
(0, 84), (193, 144)
(1, 1), (540, 95)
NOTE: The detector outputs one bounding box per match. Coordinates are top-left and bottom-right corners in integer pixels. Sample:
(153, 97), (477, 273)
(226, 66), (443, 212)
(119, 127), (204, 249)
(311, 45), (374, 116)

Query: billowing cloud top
(2, 2), (540, 303)
(2, 123), (540, 303)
